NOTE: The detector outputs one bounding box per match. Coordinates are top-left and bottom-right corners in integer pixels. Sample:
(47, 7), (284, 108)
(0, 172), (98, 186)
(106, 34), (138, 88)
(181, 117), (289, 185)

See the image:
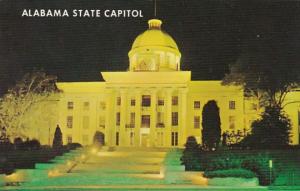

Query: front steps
(2, 146), (210, 189)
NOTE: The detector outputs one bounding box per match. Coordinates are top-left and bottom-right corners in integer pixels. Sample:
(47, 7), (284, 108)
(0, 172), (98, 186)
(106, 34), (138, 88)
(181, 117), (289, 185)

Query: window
(172, 96), (178, 105)
(171, 132), (178, 146)
(116, 132), (119, 146)
(229, 101), (236, 110)
(117, 97), (121, 106)
(229, 116), (235, 129)
(82, 116), (89, 129)
(131, 99), (136, 106)
(116, 112), (120, 126)
(67, 135), (72, 144)
(82, 135), (89, 145)
(67, 116), (73, 128)
(83, 102), (90, 110)
(172, 112), (178, 126)
(194, 116), (200, 129)
(141, 115), (150, 128)
(100, 101), (106, 110)
(142, 95), (151, 107)
(157, 112), (164, 128)
(99, 116), (105, 128)
(194, 101), (200, 109)
(158, 99), (164, 106)
(67, 101), (74, 110)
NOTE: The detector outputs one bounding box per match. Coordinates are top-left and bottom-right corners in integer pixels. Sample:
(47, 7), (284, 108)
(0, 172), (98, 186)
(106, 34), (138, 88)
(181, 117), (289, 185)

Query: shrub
(241, 106), (291, 149)
(52, 125), (63, 150)
(204, 168), (256, 179)
(206, 156), (243, 171)
(67, 143), (82, 150)
(14, 137), (23, 150)
(0, 141), (13, 152)
(22, 139), (41, 150)
(181, 136), (201, 170)
(241, 155), (278, 185)
(183, 149), (287, 186)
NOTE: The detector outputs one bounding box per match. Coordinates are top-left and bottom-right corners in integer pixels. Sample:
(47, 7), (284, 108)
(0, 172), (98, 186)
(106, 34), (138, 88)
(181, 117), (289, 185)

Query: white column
(105, 88), (116, 146)
(135, 90), (142, 146)
(164, 89), (173, 147)
(150, 89), (157, 147)
(179, 88), (188, 146)
(120, 89), (127, 146)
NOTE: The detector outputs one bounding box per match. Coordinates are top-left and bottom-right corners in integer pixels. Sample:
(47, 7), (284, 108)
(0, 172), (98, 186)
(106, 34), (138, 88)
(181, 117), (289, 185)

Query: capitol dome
(128, 19), (181, 72)
(131, 20), (179, 50)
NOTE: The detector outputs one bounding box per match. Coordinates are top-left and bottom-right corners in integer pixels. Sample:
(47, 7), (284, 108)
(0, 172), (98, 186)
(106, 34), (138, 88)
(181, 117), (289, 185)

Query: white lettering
(22, 9), (28, 17)
(62, 10), (69, 17)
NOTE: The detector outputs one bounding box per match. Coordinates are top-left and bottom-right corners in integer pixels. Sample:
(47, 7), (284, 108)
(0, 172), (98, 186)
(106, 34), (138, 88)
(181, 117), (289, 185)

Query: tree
(201, 100), (221, 150)
(52, 125), (63, 150)
(222, 41), (298, 147)
(222, 41), (300, 109)
(0, 71), (58, 138)
(241, 106), (291, 149)
(181, 136), (200, 170)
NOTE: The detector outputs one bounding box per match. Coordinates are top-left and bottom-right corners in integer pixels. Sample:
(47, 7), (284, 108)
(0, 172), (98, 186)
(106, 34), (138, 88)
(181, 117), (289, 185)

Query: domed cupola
(128, 19), (181, 71)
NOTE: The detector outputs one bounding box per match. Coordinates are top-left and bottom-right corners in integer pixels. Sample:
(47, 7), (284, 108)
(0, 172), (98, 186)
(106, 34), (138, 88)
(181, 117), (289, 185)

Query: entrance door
(141, 134), (150, 147)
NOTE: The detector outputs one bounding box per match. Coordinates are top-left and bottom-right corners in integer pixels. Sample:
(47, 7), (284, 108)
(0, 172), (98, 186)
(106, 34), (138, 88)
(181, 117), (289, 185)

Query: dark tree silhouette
(181, 136), (200, 170)
(202, 100), (221, 150)
(14, 137), (23, 150)
(93, 131), (105, 146)
(222, 132), (228, 146)
(52, 125), (63, 150)
(242, 106), (291, 149)
(222, 34), (300, 109)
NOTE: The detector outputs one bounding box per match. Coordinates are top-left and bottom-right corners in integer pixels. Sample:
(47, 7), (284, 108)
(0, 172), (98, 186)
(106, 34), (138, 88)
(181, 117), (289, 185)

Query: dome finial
(154, 0), (157, 17)
(148, 19), (162, 30)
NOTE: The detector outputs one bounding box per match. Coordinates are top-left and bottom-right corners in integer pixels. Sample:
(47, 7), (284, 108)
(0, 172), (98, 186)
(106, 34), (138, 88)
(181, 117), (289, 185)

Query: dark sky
(0, 0), (300, 94)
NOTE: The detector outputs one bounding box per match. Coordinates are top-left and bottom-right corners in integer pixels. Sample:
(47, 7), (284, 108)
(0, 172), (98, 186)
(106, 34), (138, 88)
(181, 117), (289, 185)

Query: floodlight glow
(66, 160), (73, 167)
(48, 169), (61, 177)
(81, 154), (86, 160)
(90, 147), (98, 155)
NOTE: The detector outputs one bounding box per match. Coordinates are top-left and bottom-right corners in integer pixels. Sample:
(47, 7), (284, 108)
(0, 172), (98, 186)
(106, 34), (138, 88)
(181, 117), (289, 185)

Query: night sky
(0, 0), (300, 95)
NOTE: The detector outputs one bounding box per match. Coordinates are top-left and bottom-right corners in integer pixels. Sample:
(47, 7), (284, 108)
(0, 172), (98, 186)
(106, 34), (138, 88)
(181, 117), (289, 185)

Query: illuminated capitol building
(39, 19), (299, 147)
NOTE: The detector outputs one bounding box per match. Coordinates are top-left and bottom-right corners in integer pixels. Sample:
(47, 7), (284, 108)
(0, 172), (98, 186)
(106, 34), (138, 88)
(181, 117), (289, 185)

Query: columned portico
(100, 18), (191, 148)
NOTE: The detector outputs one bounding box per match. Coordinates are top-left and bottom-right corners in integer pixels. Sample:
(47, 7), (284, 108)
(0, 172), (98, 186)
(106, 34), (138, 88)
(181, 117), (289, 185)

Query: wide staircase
(2, 146), (208, 190)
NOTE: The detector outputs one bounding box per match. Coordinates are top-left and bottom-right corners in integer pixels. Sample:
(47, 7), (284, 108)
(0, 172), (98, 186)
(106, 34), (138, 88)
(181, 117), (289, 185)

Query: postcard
(0, 0), (299, 190)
